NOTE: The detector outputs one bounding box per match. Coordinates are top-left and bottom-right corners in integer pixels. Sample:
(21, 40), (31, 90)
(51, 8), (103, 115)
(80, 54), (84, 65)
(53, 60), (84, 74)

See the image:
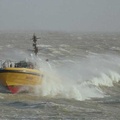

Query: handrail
(0, 60), (17, 68)
(0, 60), (36, 69)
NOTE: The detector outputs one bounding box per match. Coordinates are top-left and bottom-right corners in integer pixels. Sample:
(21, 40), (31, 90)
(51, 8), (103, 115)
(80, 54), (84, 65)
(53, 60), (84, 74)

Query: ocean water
(0, 31), (120, 120)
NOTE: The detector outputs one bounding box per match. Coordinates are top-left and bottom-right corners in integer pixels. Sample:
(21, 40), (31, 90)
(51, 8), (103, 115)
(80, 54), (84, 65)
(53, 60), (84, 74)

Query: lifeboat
(0, 60), (43, 93)
(0, 34), (44, 93)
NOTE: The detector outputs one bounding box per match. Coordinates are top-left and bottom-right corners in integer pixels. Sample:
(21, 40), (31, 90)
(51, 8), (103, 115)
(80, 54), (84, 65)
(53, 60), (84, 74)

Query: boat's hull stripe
(0, 70), (41, 76)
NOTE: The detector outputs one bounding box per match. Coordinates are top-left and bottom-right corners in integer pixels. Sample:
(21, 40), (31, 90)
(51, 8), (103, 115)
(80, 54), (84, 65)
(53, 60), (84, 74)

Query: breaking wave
(34, 54), (120, 101)
(1, 47), (120, 101)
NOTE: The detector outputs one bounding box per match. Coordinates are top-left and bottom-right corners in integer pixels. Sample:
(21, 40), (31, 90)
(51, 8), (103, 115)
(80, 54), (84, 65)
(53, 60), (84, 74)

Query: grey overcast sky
(0, 0), (120, 32)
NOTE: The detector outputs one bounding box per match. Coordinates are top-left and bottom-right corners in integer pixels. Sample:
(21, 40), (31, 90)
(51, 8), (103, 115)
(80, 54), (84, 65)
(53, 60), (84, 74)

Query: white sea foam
(59, 48), (70, 53)
(60, 44), (70, 48)
(110, 46), (120, 51)
(34, 54), (120, 100)
(38, 44), (52, 48)
(91, 71), (120, 87)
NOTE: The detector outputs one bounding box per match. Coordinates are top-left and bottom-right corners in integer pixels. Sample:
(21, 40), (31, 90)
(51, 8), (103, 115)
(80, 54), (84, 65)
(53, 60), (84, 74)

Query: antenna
(31, 33), (40, 55)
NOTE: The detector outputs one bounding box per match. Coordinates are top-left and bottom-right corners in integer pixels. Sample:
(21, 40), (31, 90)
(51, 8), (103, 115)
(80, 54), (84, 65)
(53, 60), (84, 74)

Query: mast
(31, 34), (40, 55)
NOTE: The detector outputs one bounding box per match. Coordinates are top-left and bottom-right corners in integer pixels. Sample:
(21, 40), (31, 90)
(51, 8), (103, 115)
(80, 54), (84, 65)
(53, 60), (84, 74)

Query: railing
(0, 60), (36, 69)
(0, 60), (16, 68)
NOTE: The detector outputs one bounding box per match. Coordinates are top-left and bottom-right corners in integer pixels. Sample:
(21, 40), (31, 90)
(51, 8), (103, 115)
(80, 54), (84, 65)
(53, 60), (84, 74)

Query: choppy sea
(0, 31), (120, 120)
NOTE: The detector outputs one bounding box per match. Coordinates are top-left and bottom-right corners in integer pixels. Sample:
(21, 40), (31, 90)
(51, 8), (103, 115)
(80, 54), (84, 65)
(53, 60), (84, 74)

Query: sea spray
(1, 48), (120, 100)
(34, 54), (120, 100)
(91, 71), (120, 87)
